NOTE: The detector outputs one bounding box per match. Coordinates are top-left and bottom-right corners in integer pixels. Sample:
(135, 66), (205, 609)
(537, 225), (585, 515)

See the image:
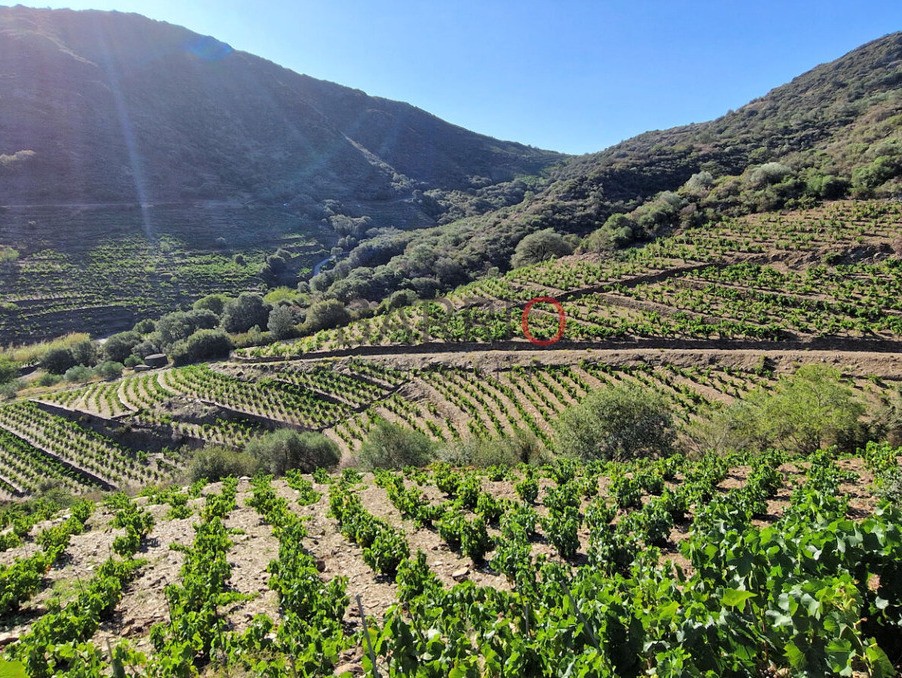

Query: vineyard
(0, 198), (900, 673)
(237, 200), (902, 358)
(0, 351), (874, 498)
(0, 204), (331, 344)
(0, 443), (900, 675)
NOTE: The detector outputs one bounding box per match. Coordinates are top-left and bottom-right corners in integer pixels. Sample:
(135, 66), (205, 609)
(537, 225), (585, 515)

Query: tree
(245, 429), (340, 475)
(358, 420), (435, 469)
(70, 339), (97, 367)
(510, 229), (573, 268)
(40, 348), (76, 375)
(303, 299), (350, 334)
(221, 293), (271, 334)
(103, 331), (142, 363)
(267, 305), (299, 340)
(133, 318), (156, 335)
(193, 294), (231, 317)
(157, 309), (219, 349)
(555, 383), (674, 461)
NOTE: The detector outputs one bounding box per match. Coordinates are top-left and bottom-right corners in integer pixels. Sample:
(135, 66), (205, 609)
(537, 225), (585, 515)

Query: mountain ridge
(0, 6), (563, 221)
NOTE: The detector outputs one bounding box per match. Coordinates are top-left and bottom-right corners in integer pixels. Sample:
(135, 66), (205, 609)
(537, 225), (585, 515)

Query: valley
(0, 6), (901, 676)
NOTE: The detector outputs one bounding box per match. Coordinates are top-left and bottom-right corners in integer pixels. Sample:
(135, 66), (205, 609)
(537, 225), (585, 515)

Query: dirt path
(268, 346), (902, 381)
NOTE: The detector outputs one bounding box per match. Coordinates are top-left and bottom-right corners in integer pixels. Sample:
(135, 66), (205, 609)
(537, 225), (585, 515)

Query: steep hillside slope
(0, 7), (561, 212)
(317, 33), (902, 305)
(535, 31), (902, 228)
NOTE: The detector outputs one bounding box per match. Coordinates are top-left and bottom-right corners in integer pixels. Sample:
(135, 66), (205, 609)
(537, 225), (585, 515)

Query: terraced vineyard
(1, 347), (893, 500)
(0, 204), (331, 343)
(1, 444), (900, 675)
(0, 200), (896, 503)
(237, 200), (902, 359)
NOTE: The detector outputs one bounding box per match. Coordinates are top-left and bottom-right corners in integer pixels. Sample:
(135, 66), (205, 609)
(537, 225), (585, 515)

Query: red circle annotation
(521, 296), (566, 346)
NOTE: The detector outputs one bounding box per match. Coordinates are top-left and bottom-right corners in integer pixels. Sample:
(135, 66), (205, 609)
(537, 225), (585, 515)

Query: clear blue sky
(6, 1), (901, 154)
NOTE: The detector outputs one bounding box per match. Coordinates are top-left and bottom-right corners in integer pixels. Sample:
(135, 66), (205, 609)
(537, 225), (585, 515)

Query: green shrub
(0, 357), (17, 385)
(103, 331), (142, 363)
(267, 305), (299, 340)
(303, 299), (350, 334)
(36, 372), (61, 387)
(222, 293), (270, 334)
(123, 355), (143, 368)
(584, 213), (636, 252)
(40, 348), (76, 375)
(133, 318), (157, 335)
(441, 429), (544, 467)
(357, 420), (435, 469)
(193, 293), (231, 317)
(0, 380), (19, 400)
(169, 329), (233, 366)
(555, 383), (674, 461)
(70, 339), (97, 367)
(188, 445), (259, 482)
(96, 361), (124, 380)
(245, 429), (340, 475)
(695, 364), (865, 455)
(64, 365), (94, 383)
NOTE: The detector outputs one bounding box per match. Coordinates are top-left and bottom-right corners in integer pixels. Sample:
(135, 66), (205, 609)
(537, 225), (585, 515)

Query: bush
(96, 361), (124, 380)
(157, 309), (220, 349)
(193, 294), (231, 317)
(103, 331), (142, 363)
(584, 214), (635, 252)
(440, 429), (544, 467)
(64, 365), (94, 383)
(222, 293), (271, 334)
(123, 355), (143, 368)
(555, 383), (674, 461)
(169, 329), (233, 366)
(378, 289), (418, 314)
(188, 445), (260, 482)
(0, 380), (19, 400)
(0, 357), (17, 385)
(131, 339), (160, 359)
(696, 364), (865, 455)
(747, 162), (793, 188)
(303, 299), (350, 334)
(267, 305), (299, 340)
(70, 339), (97, 367)
(40, 347), (76, 375)
(133, 318), (157, 335)
(245, 429), (340, 475)
(36, 372), (62, 387)
(511, 229), (573, 268)
(358, 420), (435, 469)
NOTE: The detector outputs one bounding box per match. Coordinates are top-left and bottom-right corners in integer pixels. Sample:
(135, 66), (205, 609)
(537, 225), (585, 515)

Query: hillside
(0, 200), (900, 673)
(527, 31), (902, 228)
(0, 6), (564, 344)
(0, 7), (561, 208)
(0, 199), (896, 495)
(314, 32), (902, 304)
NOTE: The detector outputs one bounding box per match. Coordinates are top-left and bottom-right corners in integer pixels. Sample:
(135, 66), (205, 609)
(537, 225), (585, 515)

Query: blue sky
(6, 1), (901, 154)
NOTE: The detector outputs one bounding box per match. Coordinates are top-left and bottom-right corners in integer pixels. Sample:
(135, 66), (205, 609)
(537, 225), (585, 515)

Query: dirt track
(243, 344), (902, 380)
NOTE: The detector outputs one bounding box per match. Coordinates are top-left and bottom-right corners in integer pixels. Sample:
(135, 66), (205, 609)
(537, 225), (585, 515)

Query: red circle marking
(522, 297), (566, 346)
